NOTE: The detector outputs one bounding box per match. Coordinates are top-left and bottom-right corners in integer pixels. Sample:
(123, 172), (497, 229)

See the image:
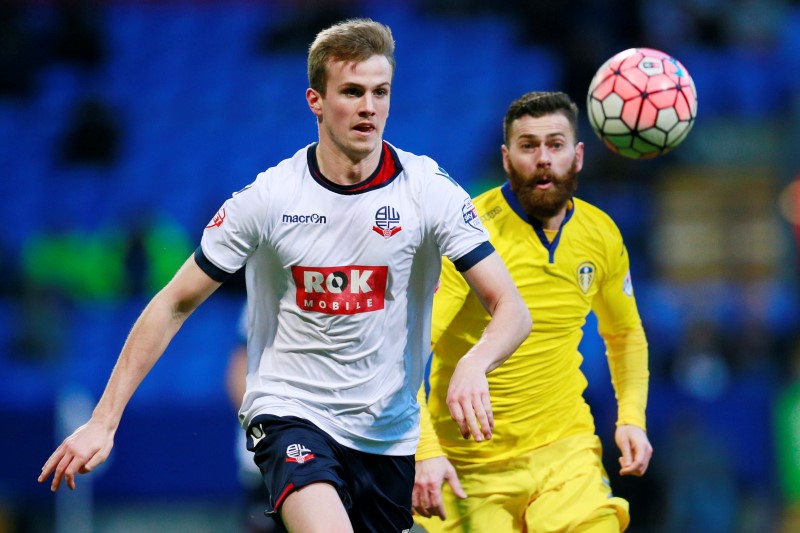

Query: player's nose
(360, 93), (376, 115)
(536, 148), (552, 165)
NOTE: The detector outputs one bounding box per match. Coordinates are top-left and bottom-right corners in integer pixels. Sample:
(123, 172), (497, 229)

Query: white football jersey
(197, 142), (492, 455)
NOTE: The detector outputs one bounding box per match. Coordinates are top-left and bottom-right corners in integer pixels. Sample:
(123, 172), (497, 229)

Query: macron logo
(283, 213), (327, 224)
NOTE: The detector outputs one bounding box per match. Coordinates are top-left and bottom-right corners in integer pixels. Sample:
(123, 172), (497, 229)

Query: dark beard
(507, 159), (579, 221)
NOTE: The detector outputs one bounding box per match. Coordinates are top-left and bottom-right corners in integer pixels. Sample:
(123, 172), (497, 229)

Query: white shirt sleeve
(200, 173), (270, 274)
(424, 161), (492, 267)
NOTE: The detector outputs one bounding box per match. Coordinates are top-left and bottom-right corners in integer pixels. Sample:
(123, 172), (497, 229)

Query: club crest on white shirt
(372, 205), (402, 238)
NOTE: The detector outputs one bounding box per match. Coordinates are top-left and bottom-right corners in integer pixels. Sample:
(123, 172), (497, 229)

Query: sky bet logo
(462, 198), (482, 231)
(291, 265), (388, 315)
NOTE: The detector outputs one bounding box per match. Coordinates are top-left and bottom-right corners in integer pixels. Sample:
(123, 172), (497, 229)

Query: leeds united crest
(577, 262), (595, 294)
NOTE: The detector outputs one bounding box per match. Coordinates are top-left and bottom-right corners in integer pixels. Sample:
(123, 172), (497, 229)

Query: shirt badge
(577, 262), (595, 294)
(372, 205), (402, 238)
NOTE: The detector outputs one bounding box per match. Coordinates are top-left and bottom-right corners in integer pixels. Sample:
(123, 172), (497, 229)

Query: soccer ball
(587, 48), (697, 159)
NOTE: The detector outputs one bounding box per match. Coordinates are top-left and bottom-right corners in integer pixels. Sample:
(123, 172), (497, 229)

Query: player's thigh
(281, 482), (352, 533)
(414, 460), (530, 532)
(247, 415), (350, 518)
(525, 435), (629, 533)
(349, 452), (415, 533)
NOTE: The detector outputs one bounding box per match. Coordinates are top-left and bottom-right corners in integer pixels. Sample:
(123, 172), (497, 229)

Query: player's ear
(307, 88), (323, 117)
(575, 142), (585, 172)
(501, 144), (510, 174)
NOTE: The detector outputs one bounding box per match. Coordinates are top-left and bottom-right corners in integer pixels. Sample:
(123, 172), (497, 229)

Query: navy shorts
(246, 414), (415, 533)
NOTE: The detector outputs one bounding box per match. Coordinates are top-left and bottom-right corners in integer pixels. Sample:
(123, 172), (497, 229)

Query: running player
(38, 19), (530, 533)
(412, 92), (653, 533)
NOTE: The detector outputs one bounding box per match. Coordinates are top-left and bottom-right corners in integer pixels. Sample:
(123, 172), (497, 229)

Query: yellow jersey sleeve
(592, 241), (649, 430)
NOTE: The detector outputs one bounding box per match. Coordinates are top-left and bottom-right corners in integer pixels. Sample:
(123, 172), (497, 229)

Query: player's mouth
(534, 176), (553, 189)
(353, 122), (376, 136)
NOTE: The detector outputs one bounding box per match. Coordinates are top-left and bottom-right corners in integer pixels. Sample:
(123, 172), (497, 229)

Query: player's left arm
(592, 243), (653, 477)
(448, 251), (531, 442)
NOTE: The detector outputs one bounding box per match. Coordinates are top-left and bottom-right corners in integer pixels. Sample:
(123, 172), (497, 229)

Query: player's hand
(38, 418), (116, 492)
(446, 356), (493, 441)
(412, 456), (466, 520)
(615, 424), (653, 476)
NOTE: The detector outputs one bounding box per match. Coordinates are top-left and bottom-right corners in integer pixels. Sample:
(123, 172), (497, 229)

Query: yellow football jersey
(417, 183), (649, 465)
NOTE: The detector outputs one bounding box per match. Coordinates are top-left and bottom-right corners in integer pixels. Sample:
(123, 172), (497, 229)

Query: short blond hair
(308, 18), (395, 95)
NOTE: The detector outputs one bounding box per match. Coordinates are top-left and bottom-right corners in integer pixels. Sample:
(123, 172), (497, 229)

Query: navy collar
(307, 141), (403, 195)
(500, 181), (575, 263)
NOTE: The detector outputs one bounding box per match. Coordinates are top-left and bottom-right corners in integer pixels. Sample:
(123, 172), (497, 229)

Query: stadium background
(1, 0), (799, 531)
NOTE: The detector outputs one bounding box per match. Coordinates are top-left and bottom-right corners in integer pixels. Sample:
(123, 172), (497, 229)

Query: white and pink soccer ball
(587, 48), (698, 159)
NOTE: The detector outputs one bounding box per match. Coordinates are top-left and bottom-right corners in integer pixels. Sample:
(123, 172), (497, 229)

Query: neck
(315, 140), (382, 186)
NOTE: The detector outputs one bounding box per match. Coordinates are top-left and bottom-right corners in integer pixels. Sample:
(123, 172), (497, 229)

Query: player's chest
(502, 231), (605, 303)
(267, 186), (423, 265)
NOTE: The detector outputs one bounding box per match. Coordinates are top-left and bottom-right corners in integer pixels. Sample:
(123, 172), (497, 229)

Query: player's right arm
(445, 251), (530, 441)
(414, 257), (469, 520)
(38, 256), (222, 492)
(422, 255), (473, 443)
(414, 252), (530, 519)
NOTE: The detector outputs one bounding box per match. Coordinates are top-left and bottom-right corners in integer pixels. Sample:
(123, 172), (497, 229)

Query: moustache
(521, 169), (557, 186)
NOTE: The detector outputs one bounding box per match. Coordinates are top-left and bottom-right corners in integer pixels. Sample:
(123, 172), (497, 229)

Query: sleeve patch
(462, 198), (483, 232)
(623, 270), (634, 297)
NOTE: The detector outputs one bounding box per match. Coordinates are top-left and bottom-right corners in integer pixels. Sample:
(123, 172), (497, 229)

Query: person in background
(39, 18), (530, 532)
(413, 91), (652, 533)
(225, 303), (278, 533)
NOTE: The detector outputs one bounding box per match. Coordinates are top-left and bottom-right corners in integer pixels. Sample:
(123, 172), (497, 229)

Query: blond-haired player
(39, 19), (531, 532)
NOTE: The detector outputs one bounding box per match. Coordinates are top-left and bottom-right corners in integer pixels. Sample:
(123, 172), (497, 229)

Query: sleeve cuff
(453, 241), (494, 272)
(193, 246), (234, 283)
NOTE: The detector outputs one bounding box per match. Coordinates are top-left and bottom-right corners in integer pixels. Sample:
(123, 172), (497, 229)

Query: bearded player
(413, 91), (653, 533)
